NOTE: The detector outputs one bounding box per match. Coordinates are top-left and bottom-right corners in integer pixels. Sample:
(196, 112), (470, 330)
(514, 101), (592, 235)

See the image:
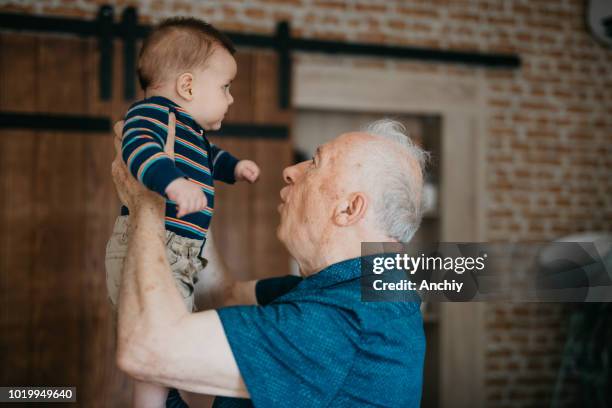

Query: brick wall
(3, 0), (611, 406)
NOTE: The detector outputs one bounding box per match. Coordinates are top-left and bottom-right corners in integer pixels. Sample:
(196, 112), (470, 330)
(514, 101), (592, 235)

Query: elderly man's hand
(111, 112), (177, 214)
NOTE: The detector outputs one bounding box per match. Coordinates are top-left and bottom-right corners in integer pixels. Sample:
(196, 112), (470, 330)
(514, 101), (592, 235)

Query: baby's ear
(176, 73), (194, 101)
(333, 192), (368, 227)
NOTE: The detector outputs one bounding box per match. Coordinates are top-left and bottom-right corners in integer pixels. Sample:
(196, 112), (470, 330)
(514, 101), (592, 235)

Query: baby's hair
(138, 17), (236, 91)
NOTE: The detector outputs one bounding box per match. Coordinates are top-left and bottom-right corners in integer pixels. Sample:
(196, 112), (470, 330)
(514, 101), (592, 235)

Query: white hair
(360, 119), (430, 242)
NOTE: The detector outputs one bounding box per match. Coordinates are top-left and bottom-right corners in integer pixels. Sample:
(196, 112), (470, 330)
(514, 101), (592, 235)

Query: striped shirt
(120, 96), (238, 245)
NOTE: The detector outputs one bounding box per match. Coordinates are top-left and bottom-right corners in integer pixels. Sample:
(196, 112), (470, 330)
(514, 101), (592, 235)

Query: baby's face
(189, 46), (237, 131)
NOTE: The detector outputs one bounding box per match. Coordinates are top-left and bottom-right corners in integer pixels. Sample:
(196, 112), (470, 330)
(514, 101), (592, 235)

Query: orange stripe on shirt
(137, 152), (167, 181)
(127, 142), (160, 169)
(177, 136), (208, 156)
(175, 153), (210, 173)
(164, 217), (208, 234)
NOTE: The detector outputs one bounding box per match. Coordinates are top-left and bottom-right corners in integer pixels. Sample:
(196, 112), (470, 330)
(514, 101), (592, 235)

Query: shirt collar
(297, 257), (364, 290)
(145, 95), (205, 136)
(297, 253), (399, 291)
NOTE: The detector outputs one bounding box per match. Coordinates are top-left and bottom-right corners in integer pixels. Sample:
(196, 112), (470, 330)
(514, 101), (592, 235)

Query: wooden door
(0, 31), (129, 407)
(0, 29), (291, 407)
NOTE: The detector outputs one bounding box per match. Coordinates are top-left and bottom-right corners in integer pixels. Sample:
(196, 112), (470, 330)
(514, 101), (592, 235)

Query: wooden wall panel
(209, 53), (254, 280)
(0, 34), (38, 388)
(224, 53), (254, 124)
(251, 52), (292, 279)
(0, 33), (131, 406)
(253, 51), (292, 126)
(251, 139), (291, 279)
(206, 136), (253, 280)
(84, 39), (130, 408)
(209, 50), (292, 281)
(30, 34), (86, 389)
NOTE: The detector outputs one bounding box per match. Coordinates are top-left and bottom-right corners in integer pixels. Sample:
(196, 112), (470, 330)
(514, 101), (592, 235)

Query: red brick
(512, 3), (533, 16)
(173, 1), (193, 13)
(516, 32), (533, 42)
(313, 0), (347, 10)
(222, 5), (237, 17)
(313, 30), (347, 41)
(262, 0), (303, 4)
(526, 130), (557, 139)
(487, 16), (516, 26)
(388, 19), (407, 30)
(396, 7), (440, 19)
(0, 3), (35, 13)
(489, 99), (512, 108)
(410, 22), (433, 33)
(521, 101), (555, 112)
(244, 8), (266, 19)
(354, 3), (387, 12)
(449, 11), (481, 23)
(568, 131), (594, 141)
(567, 105), (591, 115)
(40, 5), (90, 17)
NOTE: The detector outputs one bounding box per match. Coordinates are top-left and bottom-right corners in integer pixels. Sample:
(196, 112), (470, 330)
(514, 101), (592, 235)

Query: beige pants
(105, 216), (207, 313)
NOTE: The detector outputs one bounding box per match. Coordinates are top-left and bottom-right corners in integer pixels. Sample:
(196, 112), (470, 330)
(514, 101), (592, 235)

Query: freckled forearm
(140, 311), (251, 398)
(117, 202), (187, 357)
(115, 205), (250, 395)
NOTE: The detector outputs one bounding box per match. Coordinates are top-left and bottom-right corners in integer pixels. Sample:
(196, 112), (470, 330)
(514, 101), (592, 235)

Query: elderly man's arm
(195, 232), (303, 310)
(112, 117), (249, 398)
(194, 232), (258, 310)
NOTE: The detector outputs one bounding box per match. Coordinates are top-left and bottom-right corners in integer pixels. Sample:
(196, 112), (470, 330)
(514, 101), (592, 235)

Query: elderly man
(112, 114), (428, 407)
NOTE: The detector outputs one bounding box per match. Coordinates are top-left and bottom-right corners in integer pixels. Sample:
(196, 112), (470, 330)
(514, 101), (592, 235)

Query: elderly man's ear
(333, 192), (368, 226)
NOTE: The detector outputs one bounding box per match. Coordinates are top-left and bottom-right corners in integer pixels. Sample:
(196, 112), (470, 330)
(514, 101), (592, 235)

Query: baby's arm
(209, 144), (259, 184)
(122, 104), (185, 196)
(165, 178), (208, 218)
(122, 105), (207, 217)
(209, 143), (239, 184)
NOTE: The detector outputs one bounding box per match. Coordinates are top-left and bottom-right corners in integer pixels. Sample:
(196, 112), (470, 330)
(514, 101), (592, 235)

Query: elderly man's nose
(282, 165), (295, 184)
(283, 161), (308, 184)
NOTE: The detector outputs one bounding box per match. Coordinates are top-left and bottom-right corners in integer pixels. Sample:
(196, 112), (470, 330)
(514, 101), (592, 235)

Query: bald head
(343, 120), (429, 242)
(337, 131), (422, 184)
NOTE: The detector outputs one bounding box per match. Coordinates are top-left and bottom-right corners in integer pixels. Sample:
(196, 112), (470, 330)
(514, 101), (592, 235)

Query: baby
(104, 17), (259, 407)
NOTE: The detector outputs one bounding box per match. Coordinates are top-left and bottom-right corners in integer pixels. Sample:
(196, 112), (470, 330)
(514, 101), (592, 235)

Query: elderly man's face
(277, 133), (365, 265)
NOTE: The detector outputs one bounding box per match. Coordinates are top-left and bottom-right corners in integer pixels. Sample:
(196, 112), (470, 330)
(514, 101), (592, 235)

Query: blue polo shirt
(213, 256), (425, 407)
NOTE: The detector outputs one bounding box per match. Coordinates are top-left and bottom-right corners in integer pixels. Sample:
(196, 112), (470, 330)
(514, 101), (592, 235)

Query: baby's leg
(132, 380), (169, 408)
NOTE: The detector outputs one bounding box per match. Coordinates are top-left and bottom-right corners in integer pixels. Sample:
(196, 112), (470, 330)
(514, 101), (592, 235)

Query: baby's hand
(235, 160), (260, 184)
(165, 178), (208, 218)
